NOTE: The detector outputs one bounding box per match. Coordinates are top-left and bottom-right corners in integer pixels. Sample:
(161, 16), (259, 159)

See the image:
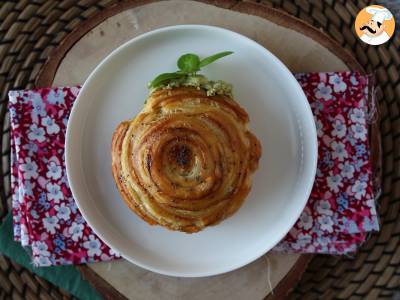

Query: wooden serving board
(36, 1), (365, 299)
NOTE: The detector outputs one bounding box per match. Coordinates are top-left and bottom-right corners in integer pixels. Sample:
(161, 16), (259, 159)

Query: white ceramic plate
(66, 25), (317, 277)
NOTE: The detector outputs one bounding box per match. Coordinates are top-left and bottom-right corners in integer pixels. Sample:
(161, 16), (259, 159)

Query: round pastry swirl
(112, 87), (261, 233)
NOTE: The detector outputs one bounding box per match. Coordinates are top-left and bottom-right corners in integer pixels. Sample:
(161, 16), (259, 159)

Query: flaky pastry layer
(112, 87), (261, 233)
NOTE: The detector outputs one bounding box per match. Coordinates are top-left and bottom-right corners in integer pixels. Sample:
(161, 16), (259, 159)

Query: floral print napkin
(9, 87), (121, 266)
(8, 71), (379, 266)
(274, 72), (379, 254)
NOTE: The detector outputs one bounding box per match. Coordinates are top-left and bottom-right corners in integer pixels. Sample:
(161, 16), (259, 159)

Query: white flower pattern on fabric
(33, 241), (50, 257)
(46, 160), (62, 180)
(314, 117), (324, 137)
(327, 174), (343, 192)
(17, 185), (26, 203)
(316, 200), (333, 216)
(46, 183), (63, 203)
(22, 181), (34, 197)
(315, 82), (332, 101)
(339, 162), (355, 179)
(28, 124), (46, 143)
(317, 215), (334, 232)
(43, 214), (60, 234)
(55, 203), (71, 220)
(83, 235), (102, 257)
(331, 141), (348, 161)
(350, 108), (366, 125)
(41, 116), (60, 134)
(19, 157), (38, 180)
(22, 142), (38, 156)
(328, 73), (347, 92)
(350, 75), (359, 86)
(318, 236), (331, 247)
(366, 199), (377, 216)
(351, 124), (367, 141)
(291, 233), (312, 250)
(351, 180), (368, 200)
(68, 222), (84, 242)
(331, 119), (347, 138)
(20, 224), (29, 246)
(30, 97), (47, 118)
(46, 89), (65, 105)
(298, 211), (313, 230)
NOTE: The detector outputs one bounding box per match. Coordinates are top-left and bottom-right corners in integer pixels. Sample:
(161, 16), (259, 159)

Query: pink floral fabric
(9, 71), (379, 266)
(275, 72), (379, 254)
(9, 87), (121, 266)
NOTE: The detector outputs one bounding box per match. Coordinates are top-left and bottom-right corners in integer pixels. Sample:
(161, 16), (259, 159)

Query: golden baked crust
(111, 87), (261, 233)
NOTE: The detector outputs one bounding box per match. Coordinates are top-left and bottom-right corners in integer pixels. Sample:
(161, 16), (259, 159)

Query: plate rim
(65, 24), (318, 277)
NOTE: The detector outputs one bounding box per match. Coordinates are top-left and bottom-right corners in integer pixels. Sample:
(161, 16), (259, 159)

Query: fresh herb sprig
(148, 51), (233, 89)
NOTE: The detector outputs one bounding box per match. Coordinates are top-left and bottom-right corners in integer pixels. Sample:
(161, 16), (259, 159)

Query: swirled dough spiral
(112, 87), (261, 233)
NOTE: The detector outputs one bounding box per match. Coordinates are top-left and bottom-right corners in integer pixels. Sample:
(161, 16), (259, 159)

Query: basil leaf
(177, 53), (200, 73)
(199, 51), (233, 68)
(149, 72), (184, 88)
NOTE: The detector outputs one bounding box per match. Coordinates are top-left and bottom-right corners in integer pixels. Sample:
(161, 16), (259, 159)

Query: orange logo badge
(355, 5), (395, 46)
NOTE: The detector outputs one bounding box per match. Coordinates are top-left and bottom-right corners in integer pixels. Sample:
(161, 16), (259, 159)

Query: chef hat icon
(366, 7), (393, 24)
